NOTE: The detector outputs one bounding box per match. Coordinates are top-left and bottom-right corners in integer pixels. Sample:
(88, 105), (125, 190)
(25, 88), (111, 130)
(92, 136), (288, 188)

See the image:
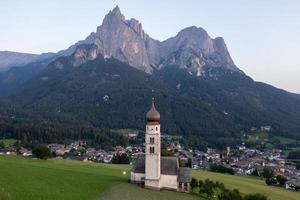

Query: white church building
(131, 99), (191, 192)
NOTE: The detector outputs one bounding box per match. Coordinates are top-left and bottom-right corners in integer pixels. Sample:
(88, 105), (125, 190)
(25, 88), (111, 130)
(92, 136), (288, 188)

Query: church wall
(131, 172), (145, 183)
(145, 179), (161, 189)
(160, 174), (178, 190)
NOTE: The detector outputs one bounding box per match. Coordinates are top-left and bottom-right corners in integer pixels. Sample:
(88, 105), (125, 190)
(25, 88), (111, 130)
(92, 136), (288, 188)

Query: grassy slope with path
(192, 170), (300, 200)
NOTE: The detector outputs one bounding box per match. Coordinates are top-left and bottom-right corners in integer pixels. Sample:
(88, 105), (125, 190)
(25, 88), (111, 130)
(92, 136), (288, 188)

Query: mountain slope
(0, 51), (39, 71)
(2, 44), (299, 149)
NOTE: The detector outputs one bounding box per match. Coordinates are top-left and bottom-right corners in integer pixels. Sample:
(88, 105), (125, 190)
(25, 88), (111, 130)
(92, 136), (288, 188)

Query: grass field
(1, 156), (299, 200)
(0, 156), (198, 200)
(0, 156), (130, 200)
(98, 183), (199, 200)
(192, 170), (300, 200)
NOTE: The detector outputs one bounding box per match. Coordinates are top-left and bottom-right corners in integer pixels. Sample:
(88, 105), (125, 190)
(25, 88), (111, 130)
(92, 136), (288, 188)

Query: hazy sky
(1, 0), (300, 93)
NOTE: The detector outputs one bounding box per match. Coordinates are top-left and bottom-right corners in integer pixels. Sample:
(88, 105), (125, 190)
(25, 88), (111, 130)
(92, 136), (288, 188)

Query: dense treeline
(209, 163), (234, 175)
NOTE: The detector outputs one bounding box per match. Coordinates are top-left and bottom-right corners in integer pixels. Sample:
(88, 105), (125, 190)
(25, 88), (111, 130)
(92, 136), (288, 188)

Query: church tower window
(150, 146), (155, 153)
(150, 137), (154, 144)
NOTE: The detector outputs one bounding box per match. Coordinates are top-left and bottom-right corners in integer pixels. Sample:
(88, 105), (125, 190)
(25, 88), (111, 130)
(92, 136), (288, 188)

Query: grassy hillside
(0, 156), (130, 200)
(1, 156), (299, 200)
(192, 170), (300, 200)
(0, 156), (198, 200)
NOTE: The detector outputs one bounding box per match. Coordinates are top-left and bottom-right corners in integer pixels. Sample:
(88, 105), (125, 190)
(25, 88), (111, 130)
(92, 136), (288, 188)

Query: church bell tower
(145, 98), (161, 189)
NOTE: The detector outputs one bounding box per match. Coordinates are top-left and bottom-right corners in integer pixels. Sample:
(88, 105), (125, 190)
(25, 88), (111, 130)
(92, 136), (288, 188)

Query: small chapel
(131, 98), (191, 192)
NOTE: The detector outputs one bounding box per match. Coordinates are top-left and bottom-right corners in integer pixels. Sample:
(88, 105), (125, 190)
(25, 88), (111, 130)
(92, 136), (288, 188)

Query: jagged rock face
(65, 6), (241, 75)
(159, 26), (239, 75)
(81, 6), (157, 73)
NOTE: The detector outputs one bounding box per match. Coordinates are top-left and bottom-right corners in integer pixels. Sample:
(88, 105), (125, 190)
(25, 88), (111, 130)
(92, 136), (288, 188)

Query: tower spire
(146, 96), (160, 123)
(152, 97), (155, 107)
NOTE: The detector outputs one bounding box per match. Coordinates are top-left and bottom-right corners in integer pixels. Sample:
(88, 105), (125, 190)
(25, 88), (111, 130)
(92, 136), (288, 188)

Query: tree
(244, 193), (268, 200)
(262, 167), (274, 179)
(209, 163), (234, 175)
(198, 180), (204, 188)
(32, 144), (51, 160)
(199, 179), (215, 198)
(161, 148), (174, 156)
(265, 177), (277, 186)
(190, 178), (198, 192)
(296, 162), (300, 170)
(111, 153), (130, 164)
(276, 175), (287, 185)
(0, 141), (4, 148)
(287, 150), (300, 159)
(217, 189), (242, 200)
(251, 168), (259, 176)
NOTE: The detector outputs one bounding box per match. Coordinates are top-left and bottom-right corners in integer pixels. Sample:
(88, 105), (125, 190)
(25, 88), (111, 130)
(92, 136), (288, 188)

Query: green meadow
(192, 170), (300, 200)
(0, 156), (299, 200)
(0, 156), (199, 200)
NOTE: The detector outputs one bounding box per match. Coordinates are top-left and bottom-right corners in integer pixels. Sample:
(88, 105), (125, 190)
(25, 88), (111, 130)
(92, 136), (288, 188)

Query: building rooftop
(132, 156), (191, 182)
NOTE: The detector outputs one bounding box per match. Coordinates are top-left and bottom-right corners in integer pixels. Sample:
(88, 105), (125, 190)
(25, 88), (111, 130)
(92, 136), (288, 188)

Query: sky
(0, 0), (300, 93)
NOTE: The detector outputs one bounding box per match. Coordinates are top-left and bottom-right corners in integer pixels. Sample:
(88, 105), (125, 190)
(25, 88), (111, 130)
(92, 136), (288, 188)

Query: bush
(276, 175), (287, 185)
(111, 153), (130, 164)
(32, 144), (51, 159)
(190, 178), (198, 192)
(161, 148), (174, 156)
(265, 177), (277, 186)
(262, 167), (274, 179)
(217, 188), (243, 200)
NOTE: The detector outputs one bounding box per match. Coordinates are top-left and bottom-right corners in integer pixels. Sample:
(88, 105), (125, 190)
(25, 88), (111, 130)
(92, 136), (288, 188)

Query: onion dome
(146, 98), (160, 123)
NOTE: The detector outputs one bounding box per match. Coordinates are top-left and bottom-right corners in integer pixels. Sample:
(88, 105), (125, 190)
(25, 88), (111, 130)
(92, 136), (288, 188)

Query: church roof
(161, 157), (178, 175)
(178, 167), (192, 183)
(131, 156), (145, 173)
(131, 156), (179, 176)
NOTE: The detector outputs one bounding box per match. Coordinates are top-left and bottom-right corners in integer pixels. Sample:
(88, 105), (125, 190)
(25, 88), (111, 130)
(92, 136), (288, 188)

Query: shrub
(32, 144), (51, 160)
(190, 178), (198, 192)
(262, 167), (274, 179)
(111, 153), (130, 164)
(276, 175), (287, 185)
(265, 177), (277, 186)
(209, 163), (234, 175)
(217, 188), (243, 200)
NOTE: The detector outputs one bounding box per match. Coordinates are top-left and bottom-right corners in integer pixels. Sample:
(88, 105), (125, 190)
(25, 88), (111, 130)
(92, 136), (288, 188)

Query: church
(131, 99), (191, 192)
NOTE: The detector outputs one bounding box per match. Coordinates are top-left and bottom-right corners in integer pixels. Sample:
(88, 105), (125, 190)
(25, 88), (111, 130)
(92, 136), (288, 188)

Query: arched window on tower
(150, 137), (154, 144)
(150, 147), (155, 153)
(156, 127), (158, 131)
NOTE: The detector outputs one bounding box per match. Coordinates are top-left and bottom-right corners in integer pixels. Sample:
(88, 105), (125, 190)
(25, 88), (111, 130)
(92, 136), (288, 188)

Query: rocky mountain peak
(66, 6), (241, 75)
(106, 6), (125, 21)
